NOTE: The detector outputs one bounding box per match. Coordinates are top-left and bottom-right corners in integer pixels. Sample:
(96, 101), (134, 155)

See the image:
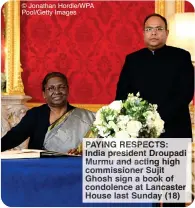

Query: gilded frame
(3, 0), (166, 96)
(4, 0), (24, 95)
(155, 0), (165, 16)
(175, 0), (184, 13)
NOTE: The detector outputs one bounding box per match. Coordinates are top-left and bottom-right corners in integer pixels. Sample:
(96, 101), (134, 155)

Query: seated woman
(1, 72), (95, 153)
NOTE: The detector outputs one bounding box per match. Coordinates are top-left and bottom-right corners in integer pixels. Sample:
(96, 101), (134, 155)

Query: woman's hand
(67, 148), (82, 155)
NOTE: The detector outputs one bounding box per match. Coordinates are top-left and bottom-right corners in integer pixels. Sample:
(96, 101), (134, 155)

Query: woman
(1, 72), (95, 153)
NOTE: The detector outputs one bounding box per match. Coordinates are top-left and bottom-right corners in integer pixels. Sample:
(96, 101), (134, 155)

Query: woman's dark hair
(144, 13), (168, 30)
(42, 72), (68, 92)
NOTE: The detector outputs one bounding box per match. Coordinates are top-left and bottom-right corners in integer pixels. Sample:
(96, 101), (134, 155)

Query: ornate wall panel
(185, 0), (195, 12)
(19, 1), (155, 104)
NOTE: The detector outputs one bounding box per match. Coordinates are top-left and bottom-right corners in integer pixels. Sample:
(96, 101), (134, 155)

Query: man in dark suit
(115, 13), (194, 207)
(116, 13), (194, 139)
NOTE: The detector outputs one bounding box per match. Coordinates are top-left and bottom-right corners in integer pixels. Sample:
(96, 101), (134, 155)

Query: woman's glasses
(46, 85), (68, 93)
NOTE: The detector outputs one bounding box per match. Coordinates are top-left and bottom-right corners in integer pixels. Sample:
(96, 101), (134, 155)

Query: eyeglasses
(45, 85), (68, 93)
(144, 27), (165, 33)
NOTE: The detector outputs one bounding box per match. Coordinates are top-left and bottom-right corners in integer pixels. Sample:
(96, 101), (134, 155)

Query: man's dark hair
(42, 72), (68, 91)
(144, 13), (168, 30)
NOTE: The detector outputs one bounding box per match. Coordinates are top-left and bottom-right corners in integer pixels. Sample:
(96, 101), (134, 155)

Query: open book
(1, 149), (80, 159)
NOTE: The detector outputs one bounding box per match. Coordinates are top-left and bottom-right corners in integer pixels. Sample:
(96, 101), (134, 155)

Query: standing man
(116, 13), (194, 140)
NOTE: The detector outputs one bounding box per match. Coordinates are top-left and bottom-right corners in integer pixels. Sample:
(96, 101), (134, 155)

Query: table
(1, 157), (153, 207)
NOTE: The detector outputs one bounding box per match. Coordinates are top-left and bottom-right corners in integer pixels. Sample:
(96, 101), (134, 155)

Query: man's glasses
(144, 27), (165, 33)
(45, 85), (68, 93)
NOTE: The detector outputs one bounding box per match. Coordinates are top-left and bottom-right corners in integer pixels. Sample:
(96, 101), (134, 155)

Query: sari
(43, 108), (95, 153)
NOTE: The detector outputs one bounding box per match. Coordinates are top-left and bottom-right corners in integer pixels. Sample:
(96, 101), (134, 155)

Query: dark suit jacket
(1, 104), (74, 152)
(115, 45), (194, 138)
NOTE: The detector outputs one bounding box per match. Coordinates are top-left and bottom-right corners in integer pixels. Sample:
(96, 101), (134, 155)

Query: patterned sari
(43, 108), (95, 153)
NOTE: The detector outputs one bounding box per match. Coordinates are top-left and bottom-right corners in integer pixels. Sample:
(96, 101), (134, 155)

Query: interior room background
(1, 0), (194, 104)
